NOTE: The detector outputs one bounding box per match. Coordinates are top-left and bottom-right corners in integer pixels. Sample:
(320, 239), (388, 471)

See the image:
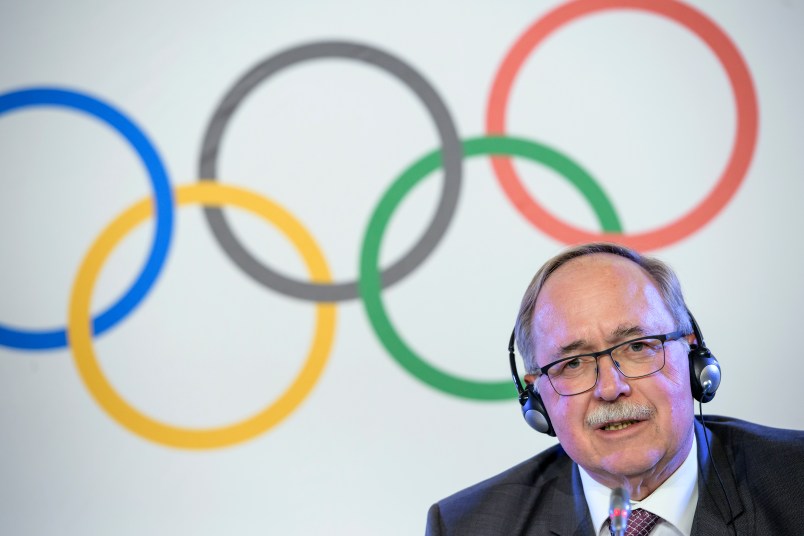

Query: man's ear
(524, 374), (537, 390)
(684, 333), (697, 346)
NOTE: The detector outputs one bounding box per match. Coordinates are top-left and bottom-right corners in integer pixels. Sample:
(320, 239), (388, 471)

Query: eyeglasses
(535, 331), (685, 396)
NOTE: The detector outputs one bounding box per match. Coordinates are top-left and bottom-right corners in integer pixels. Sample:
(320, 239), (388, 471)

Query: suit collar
(692, 417), (744, 533)
(544, 461), (595, 536)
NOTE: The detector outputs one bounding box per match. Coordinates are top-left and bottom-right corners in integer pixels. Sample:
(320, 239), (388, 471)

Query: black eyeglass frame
(534, 330), (687, 396)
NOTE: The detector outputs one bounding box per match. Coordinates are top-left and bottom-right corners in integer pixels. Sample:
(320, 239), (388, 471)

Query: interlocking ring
(0, 88), (174, 350)
(486, 0), (757, 250)
(199, 41), (463, 302)
(68, 183), (335, 448)
(359, 136), (621, 399)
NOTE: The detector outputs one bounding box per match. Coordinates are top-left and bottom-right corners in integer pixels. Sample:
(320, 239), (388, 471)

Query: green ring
(359, 135), (622, 400)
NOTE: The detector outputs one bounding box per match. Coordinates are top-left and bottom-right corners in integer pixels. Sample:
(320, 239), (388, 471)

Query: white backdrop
(2, 0), (803, 534)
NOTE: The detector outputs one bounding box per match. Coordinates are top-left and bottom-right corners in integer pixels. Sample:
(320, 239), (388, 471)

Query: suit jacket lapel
(544, 462), (596, 536)
(692, 418), (745, 535)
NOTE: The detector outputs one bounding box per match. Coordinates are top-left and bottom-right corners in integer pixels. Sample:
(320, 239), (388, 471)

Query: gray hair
(514, 242), (692, 374)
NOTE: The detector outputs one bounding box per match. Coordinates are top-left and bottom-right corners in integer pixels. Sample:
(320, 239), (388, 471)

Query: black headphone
(508, 309), (721, 436)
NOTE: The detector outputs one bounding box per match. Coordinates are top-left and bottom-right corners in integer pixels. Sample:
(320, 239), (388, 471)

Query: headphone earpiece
(687, 310), (721, 403)
(521, 384), (555, 436)
(509, 330), (555, 436)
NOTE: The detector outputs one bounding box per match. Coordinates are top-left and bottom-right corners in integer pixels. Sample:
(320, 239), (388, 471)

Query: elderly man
(425, 243), (803, 535)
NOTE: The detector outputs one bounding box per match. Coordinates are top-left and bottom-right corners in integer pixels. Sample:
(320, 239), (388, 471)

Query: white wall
(2, 0), (803, 534)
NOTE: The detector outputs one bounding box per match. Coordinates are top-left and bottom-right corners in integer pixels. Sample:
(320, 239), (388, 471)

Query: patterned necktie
(609, 508), (662, 536)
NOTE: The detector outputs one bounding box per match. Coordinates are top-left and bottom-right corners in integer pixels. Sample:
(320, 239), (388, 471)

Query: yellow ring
(67, 183), (336, 449)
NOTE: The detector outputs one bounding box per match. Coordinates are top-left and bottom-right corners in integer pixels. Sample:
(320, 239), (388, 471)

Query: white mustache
(586, 402), (654, 427)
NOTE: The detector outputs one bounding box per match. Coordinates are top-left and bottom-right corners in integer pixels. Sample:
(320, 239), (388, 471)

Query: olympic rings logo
(1, 0), (756, 448)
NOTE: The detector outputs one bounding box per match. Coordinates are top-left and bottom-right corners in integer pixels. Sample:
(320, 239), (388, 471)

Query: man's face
(526, 254), (695, 491)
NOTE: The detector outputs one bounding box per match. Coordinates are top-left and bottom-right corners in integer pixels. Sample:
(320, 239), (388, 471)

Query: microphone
(609, 487), (631, 536)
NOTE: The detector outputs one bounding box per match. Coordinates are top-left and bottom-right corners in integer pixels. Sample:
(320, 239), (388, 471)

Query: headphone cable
(698, 400), (737, 536)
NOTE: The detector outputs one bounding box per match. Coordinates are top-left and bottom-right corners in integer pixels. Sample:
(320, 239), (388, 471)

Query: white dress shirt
(579, 434), (699, 536)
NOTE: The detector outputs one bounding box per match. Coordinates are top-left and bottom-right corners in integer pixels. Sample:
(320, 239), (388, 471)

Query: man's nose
(594, 353), (631, 401)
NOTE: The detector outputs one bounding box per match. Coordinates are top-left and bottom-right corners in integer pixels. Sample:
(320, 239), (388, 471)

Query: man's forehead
(531, 253), (668, 344)
(535, 253), (653, 305)
(546, 324), (650, 358)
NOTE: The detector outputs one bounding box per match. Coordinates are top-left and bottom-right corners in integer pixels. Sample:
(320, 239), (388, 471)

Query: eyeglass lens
(547, 338), (666, 396)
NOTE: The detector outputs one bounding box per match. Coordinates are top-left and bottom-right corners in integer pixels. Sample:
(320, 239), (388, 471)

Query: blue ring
(0, 87), (174, 350)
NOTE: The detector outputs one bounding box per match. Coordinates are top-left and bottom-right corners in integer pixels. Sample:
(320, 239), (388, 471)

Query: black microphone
(609, 487), (631, 536)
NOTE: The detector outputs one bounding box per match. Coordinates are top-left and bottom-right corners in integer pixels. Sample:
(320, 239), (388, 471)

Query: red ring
(486, 0), (758, 250)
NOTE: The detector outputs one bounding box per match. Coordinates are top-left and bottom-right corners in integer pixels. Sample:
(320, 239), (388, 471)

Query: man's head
(515, 243), (692, 373)
(515, 243), (696, 497)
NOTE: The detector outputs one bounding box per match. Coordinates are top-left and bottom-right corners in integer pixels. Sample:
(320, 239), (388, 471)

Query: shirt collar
(579, 434), (698, 536)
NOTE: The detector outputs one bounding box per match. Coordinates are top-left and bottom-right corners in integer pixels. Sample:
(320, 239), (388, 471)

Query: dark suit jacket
(425, 416), (804, 535)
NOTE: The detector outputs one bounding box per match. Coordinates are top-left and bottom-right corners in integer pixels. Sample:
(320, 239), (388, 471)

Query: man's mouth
(601, 420), (639, 431)
(586, 403), (654, 430)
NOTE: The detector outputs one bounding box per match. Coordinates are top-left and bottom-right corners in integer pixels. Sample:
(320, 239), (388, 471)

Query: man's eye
(624, 339), (661, 356)
(552, 358), (583, 376)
